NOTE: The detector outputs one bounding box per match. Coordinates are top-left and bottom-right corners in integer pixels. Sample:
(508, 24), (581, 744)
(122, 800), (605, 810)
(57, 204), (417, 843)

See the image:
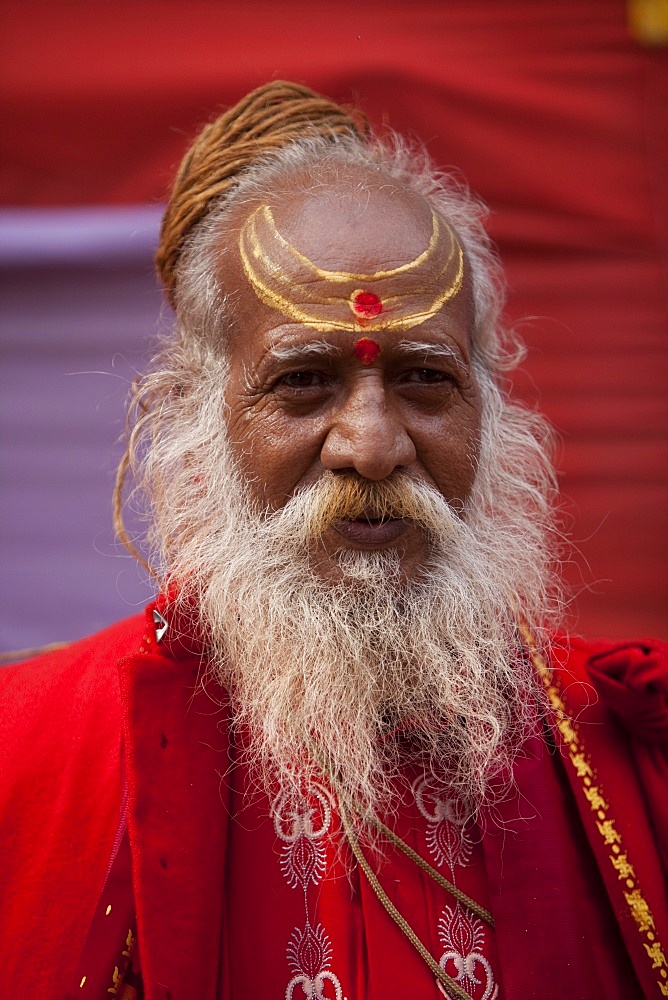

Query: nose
(320, 376), (416, 480)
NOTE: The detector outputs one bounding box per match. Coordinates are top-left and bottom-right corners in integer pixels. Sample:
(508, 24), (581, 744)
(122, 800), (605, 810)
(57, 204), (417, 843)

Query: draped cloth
(588, 641), (668, 875)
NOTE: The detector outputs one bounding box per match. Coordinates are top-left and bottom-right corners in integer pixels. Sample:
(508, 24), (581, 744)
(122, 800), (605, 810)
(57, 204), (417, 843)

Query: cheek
(422, 406), (481, 504)
(227, 413), (323, 508)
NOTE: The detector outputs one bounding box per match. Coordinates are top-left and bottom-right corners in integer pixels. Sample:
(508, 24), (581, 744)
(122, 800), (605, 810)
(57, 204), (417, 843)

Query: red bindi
(353, 337), (381, 365)
(351, 289), (383, 320)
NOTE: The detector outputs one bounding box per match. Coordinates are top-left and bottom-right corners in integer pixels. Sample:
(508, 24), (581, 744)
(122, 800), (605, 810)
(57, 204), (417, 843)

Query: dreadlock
(156, 80), (370, 305)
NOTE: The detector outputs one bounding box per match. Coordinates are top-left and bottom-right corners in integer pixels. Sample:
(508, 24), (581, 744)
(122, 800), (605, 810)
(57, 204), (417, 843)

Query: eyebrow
(395, 340), (468, 372)
(266, 339), (340, 364)
(264, 338), (468, 370)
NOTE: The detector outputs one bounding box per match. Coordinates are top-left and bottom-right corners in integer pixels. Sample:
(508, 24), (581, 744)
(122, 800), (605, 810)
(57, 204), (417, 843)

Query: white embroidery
(272, 784), (347, 1000)
(274, 785), (331, 890)
(286, 972), (343, 1000)
(413, 776), (473, 874)
(274, 785), (332, 844)
(286, 920), (342, 999)
(287, 920), (333, 976)
(437, 904), (498, 1000)
(412, 777), (498, 998)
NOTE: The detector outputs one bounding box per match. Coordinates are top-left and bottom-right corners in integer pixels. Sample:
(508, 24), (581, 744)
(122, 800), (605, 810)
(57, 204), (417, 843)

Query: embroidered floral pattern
(274, 785), (331, 890)
(412, 778), (497, 998)
(437, 904), (498, 1000)
(273, 784), (347, 1000)
(286, 921), (342, 999)
(413, 776), (473, 874)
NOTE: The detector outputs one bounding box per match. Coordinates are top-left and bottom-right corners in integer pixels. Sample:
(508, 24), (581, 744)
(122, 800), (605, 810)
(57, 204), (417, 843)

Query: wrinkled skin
(220, 166), (483, 579)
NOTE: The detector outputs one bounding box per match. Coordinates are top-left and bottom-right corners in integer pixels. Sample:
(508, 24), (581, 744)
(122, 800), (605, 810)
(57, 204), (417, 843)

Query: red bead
(351, 290), (382, 318)
(353, 338), (381, 365)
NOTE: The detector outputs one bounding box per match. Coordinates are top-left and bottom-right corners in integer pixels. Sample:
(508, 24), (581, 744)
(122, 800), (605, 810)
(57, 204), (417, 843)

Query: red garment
(0, 602), (666, 998)
(221, 728), (506, 998)
(220, 718), (647, 998)
(66, 828), (142, 999)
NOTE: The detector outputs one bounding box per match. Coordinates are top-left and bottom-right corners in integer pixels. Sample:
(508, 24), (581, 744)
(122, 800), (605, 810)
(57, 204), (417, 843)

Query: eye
(405, 368), (454, 384)
(272, 369), (336, 397)
(279, 370), (326, 389)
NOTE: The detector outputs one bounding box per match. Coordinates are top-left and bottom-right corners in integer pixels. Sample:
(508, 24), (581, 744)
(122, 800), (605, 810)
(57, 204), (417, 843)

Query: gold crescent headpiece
(238, 204), (464, 332)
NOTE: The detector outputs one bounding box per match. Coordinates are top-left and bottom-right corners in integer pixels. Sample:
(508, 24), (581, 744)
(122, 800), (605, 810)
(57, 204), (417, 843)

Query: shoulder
(551, 633), (668, 744)
(0, 613), (146, 788)
(0, 613), (146, 731)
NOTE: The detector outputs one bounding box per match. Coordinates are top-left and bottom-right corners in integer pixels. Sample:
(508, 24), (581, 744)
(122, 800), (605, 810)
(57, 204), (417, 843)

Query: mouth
(332, 516), (409, 547)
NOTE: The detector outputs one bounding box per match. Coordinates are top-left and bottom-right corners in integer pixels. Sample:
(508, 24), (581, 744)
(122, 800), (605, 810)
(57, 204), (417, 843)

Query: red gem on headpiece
(353, 337), (381, 365)
(351, 290), (382, 319)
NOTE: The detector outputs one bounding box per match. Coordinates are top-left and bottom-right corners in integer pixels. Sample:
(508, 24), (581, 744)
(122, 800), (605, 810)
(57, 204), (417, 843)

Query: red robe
(0, 599), (666, 998)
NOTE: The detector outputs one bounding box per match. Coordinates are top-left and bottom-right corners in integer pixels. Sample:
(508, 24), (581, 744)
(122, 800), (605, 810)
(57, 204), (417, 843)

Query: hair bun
(156, 80), (369, 305)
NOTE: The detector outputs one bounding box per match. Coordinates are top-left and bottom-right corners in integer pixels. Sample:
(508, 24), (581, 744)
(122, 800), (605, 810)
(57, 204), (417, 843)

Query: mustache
(267, 472), (460, 545)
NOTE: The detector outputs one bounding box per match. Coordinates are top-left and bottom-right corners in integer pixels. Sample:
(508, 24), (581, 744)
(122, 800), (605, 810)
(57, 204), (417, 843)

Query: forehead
(221, 164), (474, 346)
(271, 165), (435, 267)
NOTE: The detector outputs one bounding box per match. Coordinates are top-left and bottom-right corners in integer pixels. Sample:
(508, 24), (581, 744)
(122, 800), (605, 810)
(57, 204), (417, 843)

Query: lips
(333, 517), (409, 546)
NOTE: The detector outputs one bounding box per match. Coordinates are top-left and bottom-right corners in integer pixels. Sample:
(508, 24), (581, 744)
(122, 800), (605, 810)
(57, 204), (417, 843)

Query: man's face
(220, 168), (482, 579)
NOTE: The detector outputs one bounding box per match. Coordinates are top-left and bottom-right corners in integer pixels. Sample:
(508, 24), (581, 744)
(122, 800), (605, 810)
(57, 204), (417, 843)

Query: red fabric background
(0, 0), (666, 638)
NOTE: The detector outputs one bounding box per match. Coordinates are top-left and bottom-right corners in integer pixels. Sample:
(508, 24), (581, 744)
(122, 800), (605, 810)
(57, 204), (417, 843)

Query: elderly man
(1, 82), (666, 999)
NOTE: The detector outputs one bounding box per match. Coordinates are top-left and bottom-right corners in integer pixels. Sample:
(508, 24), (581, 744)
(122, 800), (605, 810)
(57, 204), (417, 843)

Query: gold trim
(522, 627), (668, 993)
(238, 204), (464, 333)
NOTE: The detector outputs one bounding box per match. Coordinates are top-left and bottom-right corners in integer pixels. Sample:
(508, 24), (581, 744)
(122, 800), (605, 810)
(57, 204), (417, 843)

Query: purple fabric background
(1, 208), (164, 650)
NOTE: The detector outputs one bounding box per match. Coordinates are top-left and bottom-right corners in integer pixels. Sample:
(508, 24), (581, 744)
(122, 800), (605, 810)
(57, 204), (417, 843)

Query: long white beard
(154, 382), (559, 817)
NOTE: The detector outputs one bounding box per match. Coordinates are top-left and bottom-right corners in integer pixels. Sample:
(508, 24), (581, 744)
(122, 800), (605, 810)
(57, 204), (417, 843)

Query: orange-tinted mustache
(293, 473), (452, 542)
